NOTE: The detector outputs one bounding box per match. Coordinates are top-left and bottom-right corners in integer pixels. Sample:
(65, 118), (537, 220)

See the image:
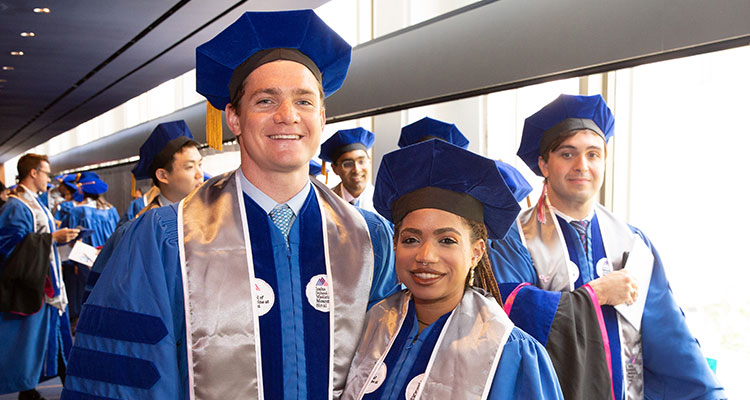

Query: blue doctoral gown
(363, 300), (563, 400)
(489, 217), (726, 400)
(62, 187), (398, 399)
(59, 204), (120, 320)
(0, 198), (73, 394)
(124, 197), (146, 221)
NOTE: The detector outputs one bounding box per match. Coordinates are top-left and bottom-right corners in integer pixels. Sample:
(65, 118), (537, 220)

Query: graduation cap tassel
(321, 161), (329, 184)
(536, 183), (548, 224)
(206, 102), (223, 151)
(131, 173), (137, 198)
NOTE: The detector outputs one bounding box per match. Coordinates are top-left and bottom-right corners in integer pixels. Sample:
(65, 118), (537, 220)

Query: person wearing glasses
(0, 153), (79, 399)
(320, 127), (377, 212)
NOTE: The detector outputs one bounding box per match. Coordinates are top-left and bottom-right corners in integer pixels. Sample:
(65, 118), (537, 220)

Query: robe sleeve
(498, 282), (614, 400)
(358, 209), (400, 309)
(0, 199), (34, 265)
(488, 327), (564, 399)
(487, 223), (539, 285)
(630, 226), (726, 400)
(61, 204), (188, 399)
(125, 198), (145, 222)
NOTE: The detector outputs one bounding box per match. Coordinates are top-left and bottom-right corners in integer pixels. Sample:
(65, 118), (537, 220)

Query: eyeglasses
(338, 158), (369, 170)
(35, 168), (51, 176)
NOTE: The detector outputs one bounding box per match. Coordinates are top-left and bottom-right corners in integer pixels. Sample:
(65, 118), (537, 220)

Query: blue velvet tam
(196, 9), (352, 110)
(319, 127), (375, 163)
(203, 173), (212, 181)
(374, 139), (521, 240)
(398, 117), (469, 149)
(308, 160), (327, 176)
(131, 120), (194, 180)
(77, 175), (108, 195)
(495, 160), (533, 203)
(517, 94), (614, 176)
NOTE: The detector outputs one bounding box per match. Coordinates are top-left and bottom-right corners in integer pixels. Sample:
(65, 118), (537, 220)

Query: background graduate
(0, 153), (79, 399)
(342, 139), (562, 400)
(57, 172), (118, 330)
(319, 127), (377, 211)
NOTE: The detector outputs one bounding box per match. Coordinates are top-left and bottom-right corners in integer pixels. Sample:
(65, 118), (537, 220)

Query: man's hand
(52, 228), (80, 244)
(587, 269), (638, 306)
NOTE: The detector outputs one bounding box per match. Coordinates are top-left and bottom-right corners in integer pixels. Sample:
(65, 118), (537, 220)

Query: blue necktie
(569, 220), (589, 254)
(269, 203), (294, 239)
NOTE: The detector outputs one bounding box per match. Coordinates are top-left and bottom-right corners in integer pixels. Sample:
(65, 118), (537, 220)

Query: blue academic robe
(0, 198), (73, 394)
(124, 197), (146, 221)
(62, 188), (398, 399)
(59, 204), (120, 320)
(54, 200), (76, 222)
(489, 217), (726, 400)
(363, 300), (562, 400)
(81, 219), (132, 305)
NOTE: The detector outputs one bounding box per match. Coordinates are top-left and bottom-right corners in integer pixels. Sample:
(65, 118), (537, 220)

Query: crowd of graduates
(0, 8), (726, 400)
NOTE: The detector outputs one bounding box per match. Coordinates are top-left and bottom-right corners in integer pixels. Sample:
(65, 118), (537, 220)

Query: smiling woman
(341, 139), (563, 400)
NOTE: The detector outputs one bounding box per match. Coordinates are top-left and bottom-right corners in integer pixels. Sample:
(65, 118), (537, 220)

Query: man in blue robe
(63, 10), (398, 400)
(0, 153), (79, 399)
(320, 128), (377, 212)
(82, 120), (203, 302)
(490, 94), (725, 399)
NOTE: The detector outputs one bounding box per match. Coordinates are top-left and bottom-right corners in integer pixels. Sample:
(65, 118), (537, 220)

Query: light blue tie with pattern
(269, 203), (294, 240)
(569, 220), (589, 255)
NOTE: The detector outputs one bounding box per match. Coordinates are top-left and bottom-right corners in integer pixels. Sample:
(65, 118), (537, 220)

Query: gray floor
(0, 377), (63, 400)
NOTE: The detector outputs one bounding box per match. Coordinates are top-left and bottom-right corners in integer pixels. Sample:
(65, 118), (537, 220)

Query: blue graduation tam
(374, 140), (520, 240)
(495, 160), (533, 203)
(77, 174), (108, 196)
(196, 9), (352, 110)
(398, 117), (469, 149)
(309, 160), (328, 176)
(132, 121), (195, 180)
(518, 94), (614, 176)
(319, 127), (375, 163)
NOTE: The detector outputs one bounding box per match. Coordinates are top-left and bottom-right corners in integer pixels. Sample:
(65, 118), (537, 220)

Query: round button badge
(306, 274), (331, 312)
(254, 279), (275, 316)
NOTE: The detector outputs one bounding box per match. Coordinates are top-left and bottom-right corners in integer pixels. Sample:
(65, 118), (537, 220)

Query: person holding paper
(489, 94), (725, 400)
(0, 153), (79, 399)
(58, 173), (119, 329)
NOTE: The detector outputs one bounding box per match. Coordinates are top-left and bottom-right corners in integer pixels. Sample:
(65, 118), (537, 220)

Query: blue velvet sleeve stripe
(505, 286), (560, 346)
(76, 304), (168, 345)
(60, 389), (118, 400)
(67, 347), (160, 389)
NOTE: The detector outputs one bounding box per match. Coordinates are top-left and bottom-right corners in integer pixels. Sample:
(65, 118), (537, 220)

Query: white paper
(68, 240), (98, 267)
(614, 234), (654, 331)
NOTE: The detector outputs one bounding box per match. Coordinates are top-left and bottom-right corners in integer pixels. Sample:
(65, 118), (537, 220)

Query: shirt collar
(553, 207), (595, 224)
(158, 193), (174, 207)
(340, 184), (358, 204)
(238, 169), (310, 216)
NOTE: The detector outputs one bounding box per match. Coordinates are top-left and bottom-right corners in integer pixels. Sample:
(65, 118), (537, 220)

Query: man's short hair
(17, 153), (49, 181)
(151, 140), (200, 188)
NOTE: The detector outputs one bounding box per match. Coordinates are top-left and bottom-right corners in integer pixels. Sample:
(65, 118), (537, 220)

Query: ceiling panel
(0, 0), (328, 163)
